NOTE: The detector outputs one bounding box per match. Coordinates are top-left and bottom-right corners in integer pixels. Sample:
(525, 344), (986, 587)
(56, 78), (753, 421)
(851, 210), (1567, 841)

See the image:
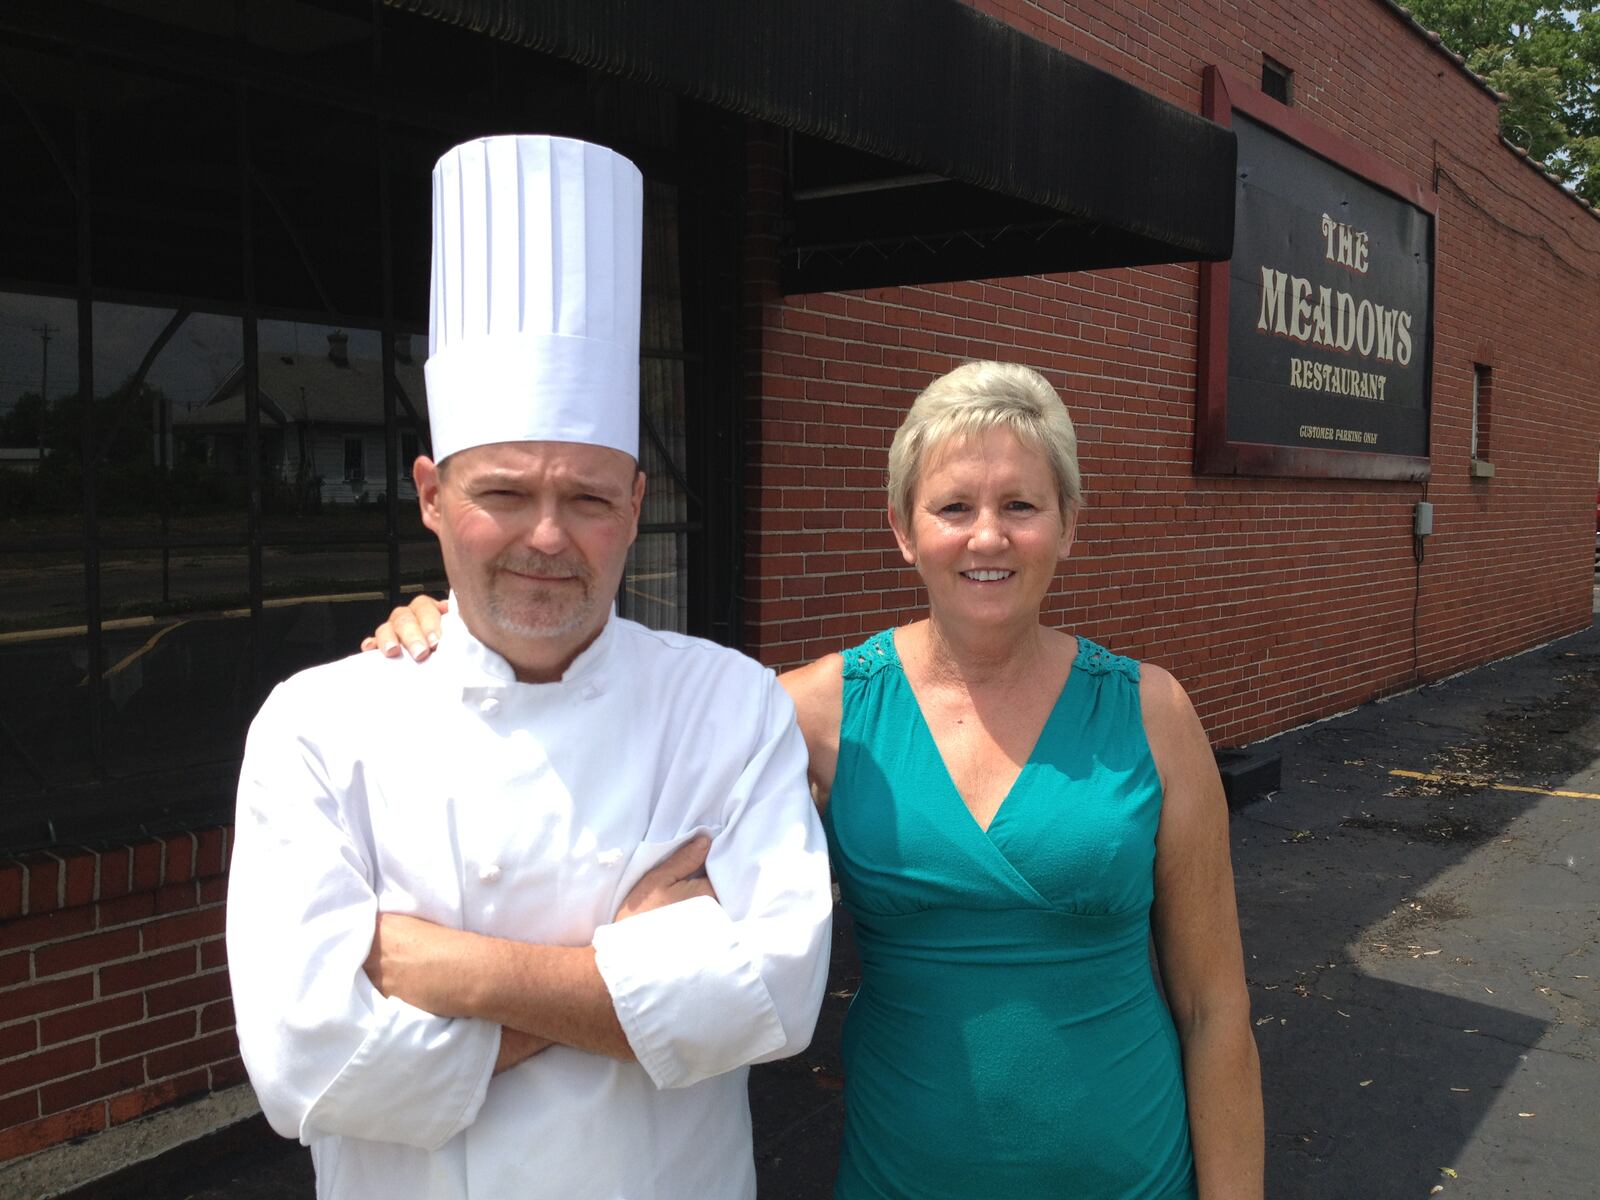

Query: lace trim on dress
(1074, 636), (1141, 683)
(842, 628), (899, 681)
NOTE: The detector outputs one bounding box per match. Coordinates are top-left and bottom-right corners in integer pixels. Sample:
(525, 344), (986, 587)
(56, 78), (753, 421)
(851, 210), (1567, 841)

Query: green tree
(1407, 1), (1600, 203)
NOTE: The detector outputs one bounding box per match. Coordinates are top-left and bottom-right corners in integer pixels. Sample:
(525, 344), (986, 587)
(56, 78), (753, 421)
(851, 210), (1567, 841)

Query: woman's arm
(362, 594), (450, 660)
(778, 653), (844, 811)
(1142, 664), (1264, 1200)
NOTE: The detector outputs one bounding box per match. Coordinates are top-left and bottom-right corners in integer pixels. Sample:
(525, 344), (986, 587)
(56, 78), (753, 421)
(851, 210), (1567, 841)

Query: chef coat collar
(433, 591), (619, 693)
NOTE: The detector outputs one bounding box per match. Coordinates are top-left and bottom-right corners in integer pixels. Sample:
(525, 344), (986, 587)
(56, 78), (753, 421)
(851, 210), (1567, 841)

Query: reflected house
(179, 330), (426, 507)
(0, 448), (45, 473)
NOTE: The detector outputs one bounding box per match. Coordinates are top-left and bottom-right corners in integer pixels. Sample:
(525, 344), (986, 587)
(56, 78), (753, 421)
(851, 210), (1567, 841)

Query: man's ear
(888, 501), (917, 567)
(415, 457), (444, 534)
(630, 468), (647, 521)
(620, 468), (647, 549)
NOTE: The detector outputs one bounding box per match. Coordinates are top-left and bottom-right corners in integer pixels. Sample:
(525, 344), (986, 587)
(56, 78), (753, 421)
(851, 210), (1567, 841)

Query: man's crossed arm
(364, 837), (716, 1072)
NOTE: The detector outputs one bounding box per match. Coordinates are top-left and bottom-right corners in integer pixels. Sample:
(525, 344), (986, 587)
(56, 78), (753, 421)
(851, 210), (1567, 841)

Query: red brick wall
(741, 0), (1600, 745)
(0, 830), (239, 1163)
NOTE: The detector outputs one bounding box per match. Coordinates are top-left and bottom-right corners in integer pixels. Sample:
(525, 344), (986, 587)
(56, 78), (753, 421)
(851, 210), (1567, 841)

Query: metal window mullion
(240, 82), (265, 693)
(377, 7), (401, 607)
(76, 44), (104, 777)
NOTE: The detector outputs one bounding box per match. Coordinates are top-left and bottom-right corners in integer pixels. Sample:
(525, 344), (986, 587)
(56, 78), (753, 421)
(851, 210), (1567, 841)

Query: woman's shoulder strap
(1073, 635), (1141, 684)
(841, 628), (900, 682)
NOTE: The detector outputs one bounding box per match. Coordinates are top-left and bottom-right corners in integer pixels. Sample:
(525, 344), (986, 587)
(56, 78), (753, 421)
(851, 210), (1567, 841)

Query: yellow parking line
(7, 590), (405, 644)
(97, 620), (187, 682)
(1388, 768), (1600, 801)
(0, 615), (156, 645)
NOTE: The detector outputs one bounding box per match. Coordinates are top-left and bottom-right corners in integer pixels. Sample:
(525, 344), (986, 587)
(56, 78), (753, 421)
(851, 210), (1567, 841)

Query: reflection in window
(243, 321), (403, 534)
(97, 588), (254, 781)
(343, 436), (365, 483)
(92, 303), (246, 542)
(0, 555), (93, 797)
(625, 357), (690, 634)
(86, 304), (253, 778)
(0, 5), (731, 850)
(620, 182), (692, 634)
(250, 95), (380, 317)
(260, 546), (394, 684)
(399, 538), (447, 606)
(88, 61), (239, 301)
(394, 330), (429, 500)
(642, 181), (687, 356)
(0, 295), (89, 802)
(623, 532), (688, 634)
(0, 43), (79, 286)
(0, 292), (79, 532)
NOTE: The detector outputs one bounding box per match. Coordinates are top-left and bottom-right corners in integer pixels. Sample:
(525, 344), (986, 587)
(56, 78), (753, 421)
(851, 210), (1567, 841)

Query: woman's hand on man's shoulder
(360, 594), (450, 660)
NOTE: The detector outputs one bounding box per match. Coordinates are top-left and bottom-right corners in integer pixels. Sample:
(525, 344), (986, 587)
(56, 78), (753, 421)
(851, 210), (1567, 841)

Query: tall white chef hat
(424, 135), (643, 462)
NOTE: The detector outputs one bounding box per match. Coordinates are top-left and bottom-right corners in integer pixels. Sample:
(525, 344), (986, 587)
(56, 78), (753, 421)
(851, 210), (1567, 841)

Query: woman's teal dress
(823, 629), (1197, 1199)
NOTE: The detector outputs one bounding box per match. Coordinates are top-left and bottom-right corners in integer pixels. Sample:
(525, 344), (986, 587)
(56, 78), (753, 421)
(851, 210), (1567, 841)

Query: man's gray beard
(483, 554), (601, 639)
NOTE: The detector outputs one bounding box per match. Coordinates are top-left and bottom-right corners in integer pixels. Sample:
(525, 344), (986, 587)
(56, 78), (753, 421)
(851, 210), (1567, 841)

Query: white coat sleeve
(590, 672), (832, 1090)
(226, 682), (501, 1149)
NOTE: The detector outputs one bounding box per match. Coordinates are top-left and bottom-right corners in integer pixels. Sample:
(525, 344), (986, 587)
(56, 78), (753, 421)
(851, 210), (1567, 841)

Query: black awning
(387, 0), (1236, 292)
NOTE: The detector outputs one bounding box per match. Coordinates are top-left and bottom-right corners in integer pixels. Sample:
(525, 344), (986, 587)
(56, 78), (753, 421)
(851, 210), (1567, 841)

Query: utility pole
(33, 322), (54, 458)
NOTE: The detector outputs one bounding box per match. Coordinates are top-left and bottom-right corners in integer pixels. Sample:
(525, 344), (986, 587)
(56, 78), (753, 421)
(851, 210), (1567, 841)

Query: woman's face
(890, 426), (1076, 632)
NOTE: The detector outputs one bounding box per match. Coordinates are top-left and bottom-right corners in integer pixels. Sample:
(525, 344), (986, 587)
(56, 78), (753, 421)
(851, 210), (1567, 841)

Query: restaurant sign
(1196, 67), (1435, 481)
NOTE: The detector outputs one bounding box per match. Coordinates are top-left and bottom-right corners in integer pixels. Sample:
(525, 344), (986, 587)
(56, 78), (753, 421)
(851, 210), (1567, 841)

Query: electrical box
(1414, 500), (1434, 538)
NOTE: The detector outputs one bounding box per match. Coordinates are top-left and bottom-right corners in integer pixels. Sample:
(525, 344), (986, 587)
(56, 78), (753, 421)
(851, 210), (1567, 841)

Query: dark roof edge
(384, 0), (1237, 262)
(1377, 1), (1504, 104)
(1378, 2), (1597, 221)
(1498, 137), (1600, 220)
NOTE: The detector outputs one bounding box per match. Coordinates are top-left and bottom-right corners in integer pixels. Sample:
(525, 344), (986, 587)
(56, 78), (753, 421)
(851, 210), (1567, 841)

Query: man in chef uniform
(226, 135), (833, 1200)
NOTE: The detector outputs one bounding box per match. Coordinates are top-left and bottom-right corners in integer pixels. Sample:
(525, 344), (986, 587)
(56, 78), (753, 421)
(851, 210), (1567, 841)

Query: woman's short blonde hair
(887, 360), (1083, 527)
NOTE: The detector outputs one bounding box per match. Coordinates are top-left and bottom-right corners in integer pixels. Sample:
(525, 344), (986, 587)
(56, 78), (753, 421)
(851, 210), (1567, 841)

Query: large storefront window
(0, 4), (741, 853)
(628, 183), (693, 633)
(91, 303), (253, 782)
(0, 292), (88, 805)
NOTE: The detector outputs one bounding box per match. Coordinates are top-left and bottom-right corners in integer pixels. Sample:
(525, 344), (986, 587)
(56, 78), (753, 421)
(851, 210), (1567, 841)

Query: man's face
(414, 440), (645, 679)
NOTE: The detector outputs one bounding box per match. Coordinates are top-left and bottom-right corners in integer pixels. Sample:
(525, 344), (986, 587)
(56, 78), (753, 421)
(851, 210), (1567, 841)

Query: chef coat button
(479, 863), (501, 883)
(479, 696), (501, 715)
(580, 684), (599, 701)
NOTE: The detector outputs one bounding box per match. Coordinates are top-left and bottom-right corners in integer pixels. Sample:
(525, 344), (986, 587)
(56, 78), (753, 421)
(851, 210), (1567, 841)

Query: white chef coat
(226, 609), (832, 1200)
